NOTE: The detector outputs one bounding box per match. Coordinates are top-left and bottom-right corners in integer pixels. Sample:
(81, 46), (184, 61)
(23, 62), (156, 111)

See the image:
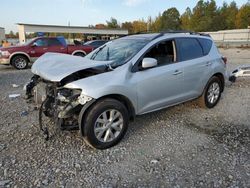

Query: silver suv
(26, 32), (227, 149)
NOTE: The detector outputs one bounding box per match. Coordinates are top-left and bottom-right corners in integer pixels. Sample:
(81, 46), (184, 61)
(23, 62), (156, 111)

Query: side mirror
(31, 42), (38, 47)
(142, 58), (157, 69)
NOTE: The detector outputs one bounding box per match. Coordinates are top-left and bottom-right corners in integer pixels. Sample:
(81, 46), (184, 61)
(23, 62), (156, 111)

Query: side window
(138, 40), (176, 69)
(177, 38), (203, 61)
(198, 38), (212, 55)
(48, 38), (62, 46)
(35, 39), (48, 47)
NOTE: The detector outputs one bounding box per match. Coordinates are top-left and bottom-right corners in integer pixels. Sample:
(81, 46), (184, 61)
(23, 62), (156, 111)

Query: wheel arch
(212, 72), (225, 92)
(10, 52), (31, 65)
(78, 94), (136, 136)
(72, 50), (87, 56)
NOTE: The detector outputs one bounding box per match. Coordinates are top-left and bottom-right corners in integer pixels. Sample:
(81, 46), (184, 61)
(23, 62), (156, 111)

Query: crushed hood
(31, 53), (111, 82)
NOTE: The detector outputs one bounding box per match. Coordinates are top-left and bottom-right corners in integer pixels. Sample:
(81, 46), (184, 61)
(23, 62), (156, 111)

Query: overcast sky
(0, 0), (247, 32)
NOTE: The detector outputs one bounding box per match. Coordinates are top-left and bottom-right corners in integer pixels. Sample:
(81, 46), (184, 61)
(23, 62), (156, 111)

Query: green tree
(190, 0), (220, 31)
(132, 19), (147, 33)
(106, 17), (120, 29)
(181, 7), (192, 30)
(161, 7), (181, 31)
(121, 22), (133, 34)
(236, 2), (250, 28)
(220, 1), (238, 29)
(151, 13), (163, 32)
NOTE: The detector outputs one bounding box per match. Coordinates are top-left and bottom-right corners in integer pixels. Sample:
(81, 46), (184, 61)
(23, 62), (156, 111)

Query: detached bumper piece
(229, 65), (250, 82)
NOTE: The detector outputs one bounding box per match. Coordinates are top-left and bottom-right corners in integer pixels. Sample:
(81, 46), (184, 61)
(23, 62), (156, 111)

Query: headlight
(0, 51), (10, 57)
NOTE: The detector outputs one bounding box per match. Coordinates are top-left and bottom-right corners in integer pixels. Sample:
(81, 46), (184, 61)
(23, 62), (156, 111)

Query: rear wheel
(81, 98), (129, 149)
(198, 76), (222, 108)
(11, 55), (29, 70)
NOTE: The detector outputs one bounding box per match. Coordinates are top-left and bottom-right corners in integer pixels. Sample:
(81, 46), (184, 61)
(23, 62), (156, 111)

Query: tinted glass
(178, 38), (203, 61)
(198, 38), (212, 55)
(35, 39), (48, 47)
(48, 38), (62, 46)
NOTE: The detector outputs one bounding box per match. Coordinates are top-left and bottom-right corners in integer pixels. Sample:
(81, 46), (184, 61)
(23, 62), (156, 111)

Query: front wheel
(81, 98), (129, 149)
(198, 76), (222, 108)
(73, 52), (86, 57)
(11, 55), (29, 70)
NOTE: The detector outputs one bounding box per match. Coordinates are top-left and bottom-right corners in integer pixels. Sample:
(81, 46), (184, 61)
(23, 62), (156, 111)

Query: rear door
(47, 38), (67, 54)
(175, 37), (213, 99)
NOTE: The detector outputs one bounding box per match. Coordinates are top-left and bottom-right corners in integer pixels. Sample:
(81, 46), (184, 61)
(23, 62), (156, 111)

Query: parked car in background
(26, 32), (227, 149)
(0, 37), (93, 69)
(83, 40), (107, 49)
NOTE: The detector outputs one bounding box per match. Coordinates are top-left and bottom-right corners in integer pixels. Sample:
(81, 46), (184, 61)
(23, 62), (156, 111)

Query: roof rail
(161, 30), (211, 37)
(129, 31), (164, 40)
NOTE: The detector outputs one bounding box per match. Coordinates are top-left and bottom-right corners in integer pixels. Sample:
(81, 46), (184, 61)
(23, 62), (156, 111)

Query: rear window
(177, 38), (203, 61)
(198, 38), (212, 55)
(48, 38), (62, 46)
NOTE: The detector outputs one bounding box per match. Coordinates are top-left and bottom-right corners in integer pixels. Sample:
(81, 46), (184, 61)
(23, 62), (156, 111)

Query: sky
(0, 0), (248, 33)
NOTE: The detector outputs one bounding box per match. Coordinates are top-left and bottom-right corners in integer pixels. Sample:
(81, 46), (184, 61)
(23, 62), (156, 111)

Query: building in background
(17, 23), (128, 44)
(0, 27), (5, 43)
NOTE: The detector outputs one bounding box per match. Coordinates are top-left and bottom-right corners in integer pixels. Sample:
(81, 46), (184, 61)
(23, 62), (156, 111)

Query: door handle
(206, 62), (212, 66)
(43, 48), (48, 50)
(60, 48), (65, 50)
(173, 70), (183, 75)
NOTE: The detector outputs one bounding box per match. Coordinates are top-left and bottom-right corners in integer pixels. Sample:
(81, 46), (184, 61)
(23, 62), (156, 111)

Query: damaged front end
(25, 75), (93, 139)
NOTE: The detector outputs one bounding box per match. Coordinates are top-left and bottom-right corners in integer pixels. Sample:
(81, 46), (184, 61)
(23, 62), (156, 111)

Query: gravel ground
(0, 48), (249, 188)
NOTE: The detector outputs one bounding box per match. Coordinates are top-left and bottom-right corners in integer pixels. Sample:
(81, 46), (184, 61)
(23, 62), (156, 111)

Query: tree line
(107, 0), (250, 33)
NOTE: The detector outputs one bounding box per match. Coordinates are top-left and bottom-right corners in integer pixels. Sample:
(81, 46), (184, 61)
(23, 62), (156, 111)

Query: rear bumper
(0, 58), (10, 65)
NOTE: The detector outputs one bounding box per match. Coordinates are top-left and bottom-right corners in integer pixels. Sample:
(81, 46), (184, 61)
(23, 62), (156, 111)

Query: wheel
(198, 76), (222, 108)
(11, 55), (29, 70)
(81, 98), (129, 149)
(73, 52), (86, 57)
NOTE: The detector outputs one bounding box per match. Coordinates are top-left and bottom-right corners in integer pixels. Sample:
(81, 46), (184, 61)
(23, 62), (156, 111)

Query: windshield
(85, 38), (149, 68)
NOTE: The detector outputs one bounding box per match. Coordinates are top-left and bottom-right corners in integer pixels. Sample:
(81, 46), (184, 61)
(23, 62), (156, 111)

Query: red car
(0, 37), (93, 69)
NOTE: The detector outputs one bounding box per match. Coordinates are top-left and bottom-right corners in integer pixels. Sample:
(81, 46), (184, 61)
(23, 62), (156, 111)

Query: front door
(29, 38), (49, 60)
(132, 39), (184, 114)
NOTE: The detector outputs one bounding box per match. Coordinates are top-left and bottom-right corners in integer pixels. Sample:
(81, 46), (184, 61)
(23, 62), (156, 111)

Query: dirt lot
(0, 48), (249, 187)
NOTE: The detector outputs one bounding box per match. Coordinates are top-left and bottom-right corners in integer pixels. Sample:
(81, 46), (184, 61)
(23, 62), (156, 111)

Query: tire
(81, 98), (129, 149)
(198, 76), (222, 108)
(73, 52), (86, 57)
(11, 55), (29, 70)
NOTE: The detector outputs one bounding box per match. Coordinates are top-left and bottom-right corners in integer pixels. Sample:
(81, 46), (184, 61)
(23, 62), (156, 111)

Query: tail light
(222, 56), (227, 65)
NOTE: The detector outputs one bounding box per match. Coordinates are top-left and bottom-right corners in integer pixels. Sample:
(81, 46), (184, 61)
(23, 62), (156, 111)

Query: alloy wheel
(94, 109), (124, 143)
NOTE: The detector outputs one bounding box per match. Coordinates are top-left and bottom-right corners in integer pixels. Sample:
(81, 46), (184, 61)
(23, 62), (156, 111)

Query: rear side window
(48, 38), (62, 46)
(177, 38), (203, 61)
(198, 38), (212, 55)
(35, 39), (48, 47)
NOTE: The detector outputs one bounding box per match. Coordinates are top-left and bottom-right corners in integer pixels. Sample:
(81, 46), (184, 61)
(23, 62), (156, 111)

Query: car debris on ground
(12, 84), (19, 88)
(8, 94), (20, 99)
(229, 65), (250, 82)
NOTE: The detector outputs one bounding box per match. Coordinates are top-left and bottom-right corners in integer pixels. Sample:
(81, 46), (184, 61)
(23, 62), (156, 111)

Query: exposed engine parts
(25, 75), (92, 140)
